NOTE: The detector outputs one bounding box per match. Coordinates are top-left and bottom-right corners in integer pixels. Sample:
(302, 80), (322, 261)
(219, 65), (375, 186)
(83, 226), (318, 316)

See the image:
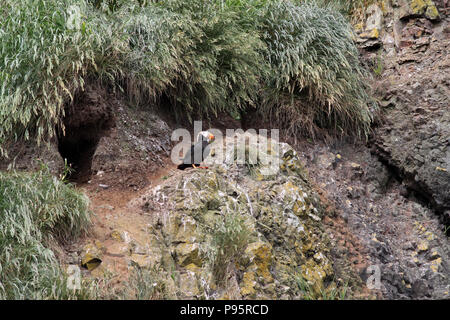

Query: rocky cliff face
(126, 135), (356, 299)
(356, 0), (449, 224)
(2, 1), (448, 300)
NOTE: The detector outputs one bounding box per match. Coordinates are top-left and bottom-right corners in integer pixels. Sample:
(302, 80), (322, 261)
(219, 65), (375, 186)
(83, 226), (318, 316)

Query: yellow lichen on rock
(244, 241), (273, 283)
(425, 4), (439, 19)
(417, 241), (429, 252)
(175, 242), (202, 267)
(430, 257), (442, 273)
(130, 137), (342, 299)
(240, 271), (257, 297)
(370, 28), (380, 39)
(185, 263), (202, 274)
(410, 0), (427, 14)
(405, 0), (440, 20)
(81, 243), (103, 271)
(300, 258), (333, 296)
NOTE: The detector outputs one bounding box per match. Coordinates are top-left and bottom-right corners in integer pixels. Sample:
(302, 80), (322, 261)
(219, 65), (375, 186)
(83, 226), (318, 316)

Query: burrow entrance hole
(57, 89), (114, 183)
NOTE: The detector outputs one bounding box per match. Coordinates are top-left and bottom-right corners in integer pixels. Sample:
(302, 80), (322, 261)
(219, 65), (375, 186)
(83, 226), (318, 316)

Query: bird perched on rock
(177, 131), (215, 170)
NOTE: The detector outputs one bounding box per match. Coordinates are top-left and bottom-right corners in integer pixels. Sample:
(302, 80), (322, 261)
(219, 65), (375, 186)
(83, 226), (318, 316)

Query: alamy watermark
(366, 265), (381, 290)
(67, 265), (81, 290)
(171, 121), (280, 176)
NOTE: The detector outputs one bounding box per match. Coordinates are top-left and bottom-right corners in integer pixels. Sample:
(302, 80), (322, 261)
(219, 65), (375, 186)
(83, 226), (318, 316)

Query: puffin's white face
(198, 131), (215, 143)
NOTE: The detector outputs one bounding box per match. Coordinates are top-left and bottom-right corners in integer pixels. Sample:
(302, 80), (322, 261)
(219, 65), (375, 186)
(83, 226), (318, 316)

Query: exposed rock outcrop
(356, 0), (449, 223)
(126, 135), (358, 299)
(293, 140), (449, 299)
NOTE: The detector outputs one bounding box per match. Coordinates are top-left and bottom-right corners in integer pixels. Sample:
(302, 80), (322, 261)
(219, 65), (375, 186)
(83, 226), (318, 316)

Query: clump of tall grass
(296, 274), (349, 300)
(257, 1), (375, 138)
(127, 0), (267, 121)
(0, 0), (375, 156)
(0, 0), (108, 155)
(205, 210), (252, 285)
(0, 0), (266, 155)
(123, 265), (177, 300)
(0, 168), (91, 299)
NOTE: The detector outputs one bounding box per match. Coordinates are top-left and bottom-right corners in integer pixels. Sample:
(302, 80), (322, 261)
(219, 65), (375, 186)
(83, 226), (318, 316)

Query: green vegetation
(257, 0), (374, 138)
(0, 167), (91, 299)
(0, 0), (375, 156)
(312, 0), (376, 17)
(372, 51), (385, 77)
(206, 210), (252, 285)
(124, 265), (177, 300)
(296, 274), (349, 300)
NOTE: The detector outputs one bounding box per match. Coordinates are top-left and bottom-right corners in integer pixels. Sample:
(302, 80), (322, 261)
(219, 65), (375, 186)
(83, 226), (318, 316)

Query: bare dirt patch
(70, 163), (177, 293)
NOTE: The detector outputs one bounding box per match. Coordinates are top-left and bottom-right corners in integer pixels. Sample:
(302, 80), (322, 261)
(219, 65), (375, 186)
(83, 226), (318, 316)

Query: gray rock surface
(128, 135), (359, 299)
(358, 0), (449, 221)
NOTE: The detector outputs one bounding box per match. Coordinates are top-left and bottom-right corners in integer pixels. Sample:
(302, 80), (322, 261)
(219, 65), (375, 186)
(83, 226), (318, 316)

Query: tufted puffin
(177, 131), (215, 170)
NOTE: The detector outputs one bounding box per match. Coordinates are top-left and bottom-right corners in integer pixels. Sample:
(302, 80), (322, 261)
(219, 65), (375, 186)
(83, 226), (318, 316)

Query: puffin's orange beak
(209, 134), (215, 142)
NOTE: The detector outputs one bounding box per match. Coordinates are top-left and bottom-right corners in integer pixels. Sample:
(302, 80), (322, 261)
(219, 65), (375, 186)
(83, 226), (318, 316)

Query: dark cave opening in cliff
(57, 88), (114, 183)
(58, 127), (102, 183)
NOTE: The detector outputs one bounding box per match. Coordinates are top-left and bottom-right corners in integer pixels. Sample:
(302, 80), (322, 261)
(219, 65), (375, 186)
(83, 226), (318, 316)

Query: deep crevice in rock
(370, 146), (449, 236)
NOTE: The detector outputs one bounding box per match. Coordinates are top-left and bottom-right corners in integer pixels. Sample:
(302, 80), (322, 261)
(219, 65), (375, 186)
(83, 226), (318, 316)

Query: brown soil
(74, 161), (177, 291)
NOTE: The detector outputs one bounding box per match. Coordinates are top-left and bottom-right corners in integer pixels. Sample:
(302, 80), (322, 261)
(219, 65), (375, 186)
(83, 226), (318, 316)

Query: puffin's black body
(177, 139), (212, 170)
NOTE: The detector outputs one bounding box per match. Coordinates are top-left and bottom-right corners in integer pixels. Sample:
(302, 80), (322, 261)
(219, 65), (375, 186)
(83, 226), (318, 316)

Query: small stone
(425, 2), (440, 20)
(130, 240), (148, 255)
(430, 257), (442, 273)
(347, 186), (361, 199)
(174, 243), (202, 267)
(399, 0), (440, 21)
(429, 250), (440, 260)
(417, 241), (429, 252)
(412, 279), (430, 298)
(350, 162), (361, 170)
(179, 272), (200, 297)
(129, 254), (157, 268)
(411, 0), (427, 15)
(80, 243), (103, 271)
(110, 229), (131, 243)
(364, 4), (383, 38)
(106, 242), (129, 257)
